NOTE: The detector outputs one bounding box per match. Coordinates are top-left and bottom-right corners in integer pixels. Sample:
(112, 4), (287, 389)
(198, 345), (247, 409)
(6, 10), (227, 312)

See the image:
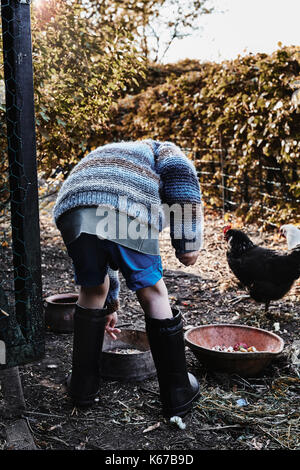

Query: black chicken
(223, 225), (300, 313)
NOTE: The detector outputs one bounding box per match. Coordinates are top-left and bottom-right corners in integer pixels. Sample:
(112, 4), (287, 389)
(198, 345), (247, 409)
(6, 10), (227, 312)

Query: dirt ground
(1, 209), (300, 451)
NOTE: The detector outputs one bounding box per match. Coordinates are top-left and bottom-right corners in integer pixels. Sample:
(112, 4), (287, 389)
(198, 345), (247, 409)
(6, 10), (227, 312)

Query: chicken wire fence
(0, 0), (44, 369)
(188, 147), (300, 228)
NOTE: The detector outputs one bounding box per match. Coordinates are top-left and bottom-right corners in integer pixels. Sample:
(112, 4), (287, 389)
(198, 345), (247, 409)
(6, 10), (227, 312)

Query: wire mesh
(190, 147), (300, 228)
(0, 0), (44, 369)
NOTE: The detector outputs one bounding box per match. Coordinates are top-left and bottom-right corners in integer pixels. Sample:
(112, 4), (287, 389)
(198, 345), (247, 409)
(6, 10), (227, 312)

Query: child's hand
(176, 251), (199, 266)
(105, 312), (121, 340)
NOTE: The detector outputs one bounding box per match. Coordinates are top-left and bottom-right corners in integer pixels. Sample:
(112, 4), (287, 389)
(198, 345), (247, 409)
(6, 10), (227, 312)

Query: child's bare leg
(78, 274), (110, 309)
(136, 278), (173, 319)
(77, 275), (120, 339)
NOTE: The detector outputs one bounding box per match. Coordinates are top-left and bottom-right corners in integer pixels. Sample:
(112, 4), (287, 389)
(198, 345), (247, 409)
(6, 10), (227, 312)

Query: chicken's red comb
(223, 224), (232, 234)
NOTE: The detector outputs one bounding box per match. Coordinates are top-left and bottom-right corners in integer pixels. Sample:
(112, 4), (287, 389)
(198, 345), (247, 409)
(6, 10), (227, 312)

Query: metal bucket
(101, 329), (156, 382)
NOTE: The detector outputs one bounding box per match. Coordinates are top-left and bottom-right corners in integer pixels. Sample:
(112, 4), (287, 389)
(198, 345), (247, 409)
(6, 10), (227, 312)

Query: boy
(53, 139), (203, 418)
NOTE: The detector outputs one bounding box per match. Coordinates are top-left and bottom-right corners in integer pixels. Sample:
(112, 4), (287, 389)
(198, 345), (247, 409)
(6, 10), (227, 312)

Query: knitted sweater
(53, 139), (203, 312)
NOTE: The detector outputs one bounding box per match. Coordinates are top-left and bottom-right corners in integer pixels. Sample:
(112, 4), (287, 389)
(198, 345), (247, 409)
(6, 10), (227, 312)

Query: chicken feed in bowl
(101, 329), (156, 382)
(185, 324), (284, 376)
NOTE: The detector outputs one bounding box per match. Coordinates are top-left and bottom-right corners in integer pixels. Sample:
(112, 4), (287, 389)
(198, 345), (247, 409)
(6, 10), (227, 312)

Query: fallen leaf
(39, 379), (60, 389)
(143, 422), (161, 433)
(49, 424), (62, 431)
(250, 437), (264, 450)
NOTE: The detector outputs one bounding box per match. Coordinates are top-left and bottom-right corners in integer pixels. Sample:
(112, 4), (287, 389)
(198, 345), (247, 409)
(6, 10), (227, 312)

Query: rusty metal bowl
(185, 324), (284, 377)
(44, 293), (78, 333)
(101, 329), (156, 382)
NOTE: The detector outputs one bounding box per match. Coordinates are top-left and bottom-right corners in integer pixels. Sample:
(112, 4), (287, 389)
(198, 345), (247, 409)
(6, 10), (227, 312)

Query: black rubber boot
(67, 304), (107, 407)
(145, 307), (200, 418)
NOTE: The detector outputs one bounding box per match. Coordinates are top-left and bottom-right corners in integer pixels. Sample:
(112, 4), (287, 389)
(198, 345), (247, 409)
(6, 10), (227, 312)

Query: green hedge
(100, 48), (300, 227)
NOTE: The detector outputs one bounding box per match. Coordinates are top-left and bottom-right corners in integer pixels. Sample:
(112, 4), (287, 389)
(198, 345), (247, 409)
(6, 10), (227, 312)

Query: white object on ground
(170, 416), (186, 430)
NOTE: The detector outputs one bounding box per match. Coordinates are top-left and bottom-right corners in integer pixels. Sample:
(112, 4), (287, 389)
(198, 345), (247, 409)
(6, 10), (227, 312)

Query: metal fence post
(0, 0), (44, 367)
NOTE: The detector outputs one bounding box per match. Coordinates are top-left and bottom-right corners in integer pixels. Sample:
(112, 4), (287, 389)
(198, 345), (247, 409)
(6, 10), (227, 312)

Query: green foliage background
(0, 0), (299, 226)
(31, 0), (146, 176)
(99, 48), (300, 226)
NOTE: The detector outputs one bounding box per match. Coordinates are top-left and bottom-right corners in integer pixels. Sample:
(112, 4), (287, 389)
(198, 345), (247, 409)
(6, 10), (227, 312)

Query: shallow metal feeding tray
(44, 293), (78, 333)
(101, 329), (156, 382)
(185, 324), (284, 377)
